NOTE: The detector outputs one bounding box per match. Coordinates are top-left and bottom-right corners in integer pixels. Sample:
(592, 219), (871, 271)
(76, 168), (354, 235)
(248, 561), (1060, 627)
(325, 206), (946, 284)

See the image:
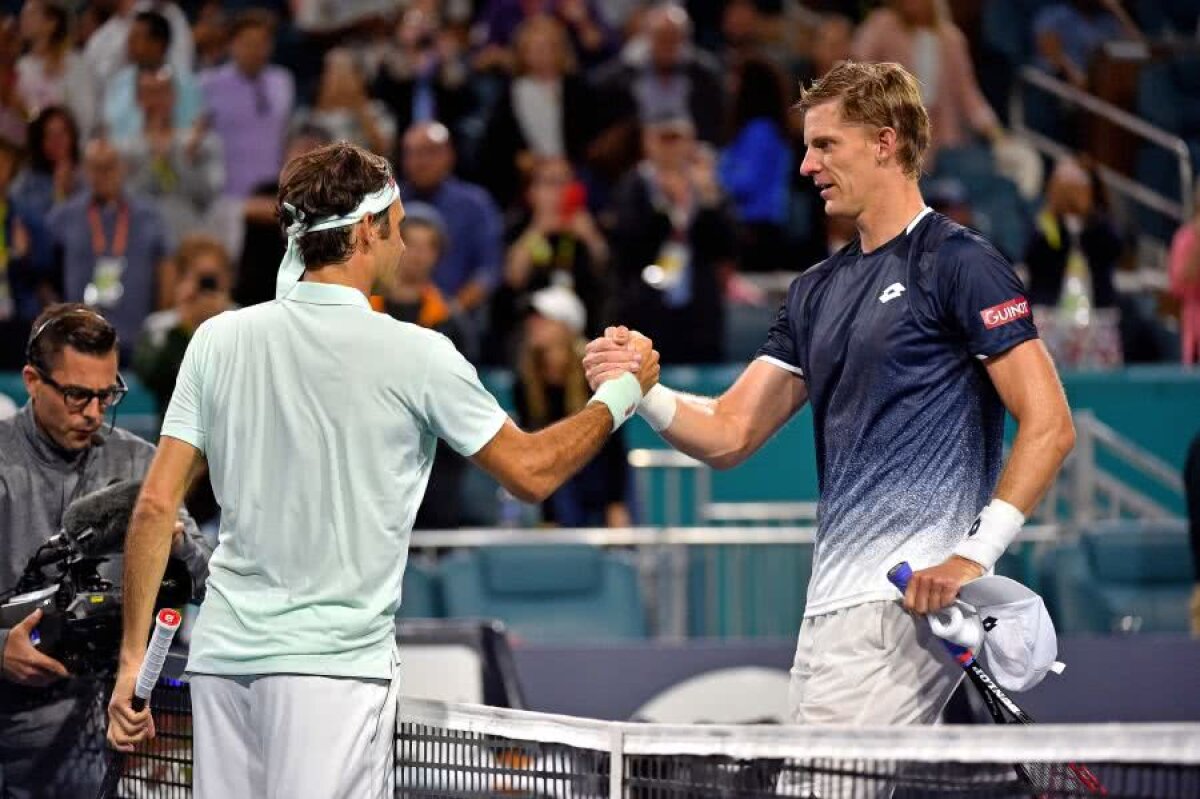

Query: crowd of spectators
(0, 0), (1197, 524)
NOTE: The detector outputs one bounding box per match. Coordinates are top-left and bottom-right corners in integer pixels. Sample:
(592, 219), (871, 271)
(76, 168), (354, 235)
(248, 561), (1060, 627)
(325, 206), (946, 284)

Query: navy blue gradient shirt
(757, 209), (1038, 616)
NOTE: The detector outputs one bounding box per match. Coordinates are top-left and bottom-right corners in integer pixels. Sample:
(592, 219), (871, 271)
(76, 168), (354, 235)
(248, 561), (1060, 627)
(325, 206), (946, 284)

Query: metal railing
(410, 524), (1061, 640)
(1011, 65), (1195, 229)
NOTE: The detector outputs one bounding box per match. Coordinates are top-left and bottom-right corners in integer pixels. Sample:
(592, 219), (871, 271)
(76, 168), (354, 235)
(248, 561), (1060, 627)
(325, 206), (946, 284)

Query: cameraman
(0, 304), (211, 798)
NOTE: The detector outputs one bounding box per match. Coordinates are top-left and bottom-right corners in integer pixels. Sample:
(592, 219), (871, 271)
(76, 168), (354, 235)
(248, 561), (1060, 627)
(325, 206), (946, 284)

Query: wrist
(638, 384), (678, 432)
(952, 498), (1025, 571)
(588, 372), (642, 431)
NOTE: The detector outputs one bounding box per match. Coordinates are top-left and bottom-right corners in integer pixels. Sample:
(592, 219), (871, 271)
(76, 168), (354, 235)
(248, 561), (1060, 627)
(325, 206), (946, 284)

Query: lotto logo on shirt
(980, 297), (1031, 329)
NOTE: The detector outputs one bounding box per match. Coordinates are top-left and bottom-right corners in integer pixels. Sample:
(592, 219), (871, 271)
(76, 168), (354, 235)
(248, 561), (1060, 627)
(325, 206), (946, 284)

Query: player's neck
(302, 256), (373, 298)
(855, 182), (927, 253)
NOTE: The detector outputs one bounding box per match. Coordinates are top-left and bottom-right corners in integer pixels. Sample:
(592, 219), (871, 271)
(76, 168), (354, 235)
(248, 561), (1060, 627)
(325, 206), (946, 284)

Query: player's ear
(875, 126), (898, 165)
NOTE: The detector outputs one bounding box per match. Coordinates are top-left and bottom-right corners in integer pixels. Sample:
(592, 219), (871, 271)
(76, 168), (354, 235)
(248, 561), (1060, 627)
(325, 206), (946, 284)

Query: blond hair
(795, 60), (931, 179)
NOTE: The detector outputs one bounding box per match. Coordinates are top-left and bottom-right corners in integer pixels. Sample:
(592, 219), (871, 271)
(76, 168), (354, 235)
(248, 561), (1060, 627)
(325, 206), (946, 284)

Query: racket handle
(133, 608), (183, 705)
(888, 561), (976, 665)
(887, 561), (914, 593)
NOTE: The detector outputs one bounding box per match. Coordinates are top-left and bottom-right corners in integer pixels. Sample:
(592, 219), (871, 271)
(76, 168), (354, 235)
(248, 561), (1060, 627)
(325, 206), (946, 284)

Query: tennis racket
(888, 562), (1107, 797)
(94, 607), (183, 799)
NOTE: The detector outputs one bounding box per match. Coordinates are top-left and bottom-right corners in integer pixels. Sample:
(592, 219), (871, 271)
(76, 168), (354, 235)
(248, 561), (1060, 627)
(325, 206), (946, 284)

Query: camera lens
(197, 275), (220, 292)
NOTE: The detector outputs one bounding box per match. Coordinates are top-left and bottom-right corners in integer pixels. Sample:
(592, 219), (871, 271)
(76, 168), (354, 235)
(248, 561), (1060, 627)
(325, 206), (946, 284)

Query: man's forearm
(519, 403), (614, 501)
(992, 418), (1074, 516)
(119, 502), (177, 668)
(659, 393), (748, 470)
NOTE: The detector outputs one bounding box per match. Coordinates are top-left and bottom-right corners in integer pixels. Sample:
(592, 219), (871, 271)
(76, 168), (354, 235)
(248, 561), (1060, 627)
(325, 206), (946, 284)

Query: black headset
(25, 308), (114, 372)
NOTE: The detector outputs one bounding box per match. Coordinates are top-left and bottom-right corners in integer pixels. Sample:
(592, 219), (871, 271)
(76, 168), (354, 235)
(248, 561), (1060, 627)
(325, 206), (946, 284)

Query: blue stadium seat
(1050, 521), (1194, 634)
(1135, 55), (1200, 239)
(438, 546), (648, 642)
(398, 558), (442, 620)
(724, 303), (777, 363)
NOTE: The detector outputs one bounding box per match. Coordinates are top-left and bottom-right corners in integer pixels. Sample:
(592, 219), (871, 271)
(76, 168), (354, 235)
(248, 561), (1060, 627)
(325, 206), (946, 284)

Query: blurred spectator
(119, 68), (224, 242)
(1035, 0), (1142, 90)
(606, 111), (735, 364)
(102, 10), (202, 141)
(233, 124), (332, 308)
(191, 0), (229, 71)
(0, 139), (49, 370)
(47, 138), (171, 359)
(1025, 157), (1120, 310)
(133, 234), (231, 526)
(291, 0), (395, 36)
(16, 0), (96, 135)
(593, 3), (725, 145)
(133, 234), (232, 415)
(1186, 430), (1200, 635)
(925, 177), (974, 227)
(1168, 179), (1200, 365)
(513, 284), (631, 527)
(1025, 157), (1124, 368)
(381, 205), (474, 528)
(719, 0), (794, 72)
(372, 7), (473, 152)
(199, 9), (294, 199)
(399, 121), (504, 318)
(852, 0), (1001, 157)
(717, 55), (793, 273)
(475, 14), (594, 211)
(809, 14), (854, 80)
(476, 0), (613, 72)
(85, 0), (193, 100)
(12, 105), (83, 223)
(0, 18), (28, 145)
(293, 48), (395, 157)
(489, 156), (610, 363)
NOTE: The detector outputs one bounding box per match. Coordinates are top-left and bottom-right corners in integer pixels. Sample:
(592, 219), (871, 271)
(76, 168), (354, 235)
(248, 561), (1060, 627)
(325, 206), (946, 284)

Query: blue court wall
(2, 365), (1197, 516)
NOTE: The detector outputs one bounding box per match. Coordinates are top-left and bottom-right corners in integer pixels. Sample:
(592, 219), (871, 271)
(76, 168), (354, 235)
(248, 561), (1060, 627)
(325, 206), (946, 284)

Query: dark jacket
(606, 167), (735, 364)
(472, 74), (595, 211)
(1024, 212), (1121, 309)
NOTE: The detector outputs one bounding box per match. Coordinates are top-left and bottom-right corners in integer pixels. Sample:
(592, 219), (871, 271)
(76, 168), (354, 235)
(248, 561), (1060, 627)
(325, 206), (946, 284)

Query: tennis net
(98, 682), (1200, 798)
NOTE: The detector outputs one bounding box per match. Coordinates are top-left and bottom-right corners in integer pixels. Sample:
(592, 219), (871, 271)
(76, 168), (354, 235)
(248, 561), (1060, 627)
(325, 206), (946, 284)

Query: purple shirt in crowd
(199, 63), (295, 198)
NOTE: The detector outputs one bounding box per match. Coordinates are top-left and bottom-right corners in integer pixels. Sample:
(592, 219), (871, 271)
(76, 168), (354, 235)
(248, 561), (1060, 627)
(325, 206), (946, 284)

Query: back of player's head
(277, 141), (394, 267)
(795, 60), (930, 179)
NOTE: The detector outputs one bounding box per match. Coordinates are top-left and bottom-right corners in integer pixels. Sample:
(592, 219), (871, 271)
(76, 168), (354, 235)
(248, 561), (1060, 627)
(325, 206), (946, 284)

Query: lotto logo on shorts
(980, 297), (1030, 329)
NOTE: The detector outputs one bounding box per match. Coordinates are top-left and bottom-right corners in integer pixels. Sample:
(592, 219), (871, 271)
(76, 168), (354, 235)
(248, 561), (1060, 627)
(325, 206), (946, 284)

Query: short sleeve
(420, 333), (509, 456)
(939, 234), (1038, 359)
(160, 320), (210, 452)
(755, 284), (805, 377)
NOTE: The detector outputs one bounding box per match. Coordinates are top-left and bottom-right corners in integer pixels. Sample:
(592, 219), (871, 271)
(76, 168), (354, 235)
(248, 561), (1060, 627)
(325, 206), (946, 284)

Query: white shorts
(190, 655), (400, 799)
(789, 600), (963, 725)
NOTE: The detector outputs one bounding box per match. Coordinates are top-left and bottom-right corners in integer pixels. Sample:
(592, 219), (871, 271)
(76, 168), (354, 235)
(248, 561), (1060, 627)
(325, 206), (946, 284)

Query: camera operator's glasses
(36, 369), (128, 412)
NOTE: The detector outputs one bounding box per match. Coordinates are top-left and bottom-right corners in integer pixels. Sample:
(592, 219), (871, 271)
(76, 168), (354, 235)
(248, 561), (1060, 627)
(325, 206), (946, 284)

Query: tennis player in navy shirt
(585, 61), (1076, 727)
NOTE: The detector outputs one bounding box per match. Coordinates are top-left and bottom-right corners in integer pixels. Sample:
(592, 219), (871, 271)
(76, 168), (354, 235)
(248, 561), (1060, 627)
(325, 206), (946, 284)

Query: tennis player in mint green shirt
(106, 142), (658, 799)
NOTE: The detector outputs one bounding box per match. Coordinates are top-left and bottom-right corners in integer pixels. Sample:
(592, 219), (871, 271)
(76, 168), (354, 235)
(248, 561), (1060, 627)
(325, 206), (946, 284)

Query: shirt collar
(285, 281), (372, 309)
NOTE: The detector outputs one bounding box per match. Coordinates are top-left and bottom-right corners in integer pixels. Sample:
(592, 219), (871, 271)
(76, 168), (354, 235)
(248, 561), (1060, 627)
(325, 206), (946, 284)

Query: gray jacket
(0, 402), (212, 700)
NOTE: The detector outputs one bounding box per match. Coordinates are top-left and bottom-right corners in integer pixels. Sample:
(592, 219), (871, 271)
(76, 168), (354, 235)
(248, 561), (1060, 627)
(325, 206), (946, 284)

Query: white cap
(957, 575), (1064, 692)
(528, 285), (586, 335)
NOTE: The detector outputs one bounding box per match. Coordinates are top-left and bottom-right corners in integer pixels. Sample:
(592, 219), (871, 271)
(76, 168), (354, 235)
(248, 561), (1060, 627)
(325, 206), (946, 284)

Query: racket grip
(133, 608), (182, 705)
(887, 561), (914, 593)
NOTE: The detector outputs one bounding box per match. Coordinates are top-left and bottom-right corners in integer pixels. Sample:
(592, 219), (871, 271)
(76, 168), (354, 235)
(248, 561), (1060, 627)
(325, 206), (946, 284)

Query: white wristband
(952, 499), (1025, 571)
(637, 384), (678, 432)
(587, 372), (643, 432)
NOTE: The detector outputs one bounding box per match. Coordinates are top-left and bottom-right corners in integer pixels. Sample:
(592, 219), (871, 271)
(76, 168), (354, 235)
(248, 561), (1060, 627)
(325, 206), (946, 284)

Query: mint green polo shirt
(161, 282), (508, 679)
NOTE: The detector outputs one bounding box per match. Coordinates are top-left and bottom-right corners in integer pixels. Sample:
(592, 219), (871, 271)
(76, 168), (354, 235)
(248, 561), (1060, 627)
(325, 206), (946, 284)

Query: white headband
(275, 178), (400, 299)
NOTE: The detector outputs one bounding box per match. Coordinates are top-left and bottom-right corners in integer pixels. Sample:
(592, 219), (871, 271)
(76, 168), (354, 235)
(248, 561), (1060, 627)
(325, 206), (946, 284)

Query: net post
(609, 727), (625, 799)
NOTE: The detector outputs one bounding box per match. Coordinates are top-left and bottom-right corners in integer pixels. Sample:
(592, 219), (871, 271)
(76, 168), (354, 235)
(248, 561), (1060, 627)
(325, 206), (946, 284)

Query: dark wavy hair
(277, 141), (394, 268)
(27, 106), (80, 175)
